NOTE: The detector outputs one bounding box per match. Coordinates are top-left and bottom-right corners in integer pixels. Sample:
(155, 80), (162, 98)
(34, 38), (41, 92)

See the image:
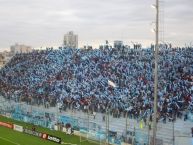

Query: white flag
(108, 80), (116, 88)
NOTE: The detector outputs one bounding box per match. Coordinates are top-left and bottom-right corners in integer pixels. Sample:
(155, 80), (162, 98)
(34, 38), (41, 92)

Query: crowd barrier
(0, 102), (123, 145)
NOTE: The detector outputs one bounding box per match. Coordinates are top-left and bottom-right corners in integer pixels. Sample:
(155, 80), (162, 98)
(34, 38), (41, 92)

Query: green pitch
(0, 116), (98, 145)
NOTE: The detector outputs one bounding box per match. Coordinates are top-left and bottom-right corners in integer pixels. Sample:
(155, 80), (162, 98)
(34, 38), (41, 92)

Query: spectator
(0, 46), (192, 122)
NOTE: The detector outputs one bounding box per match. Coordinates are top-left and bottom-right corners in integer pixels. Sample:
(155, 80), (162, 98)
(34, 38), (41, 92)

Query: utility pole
(152, 0), (159, 145)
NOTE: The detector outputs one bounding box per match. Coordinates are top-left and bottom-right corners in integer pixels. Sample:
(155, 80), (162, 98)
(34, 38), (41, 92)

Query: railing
(0, 98), (123, 145)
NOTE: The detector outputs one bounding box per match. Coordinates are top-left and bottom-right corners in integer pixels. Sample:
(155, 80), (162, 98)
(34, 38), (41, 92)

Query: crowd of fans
(0, 46), (192, 123)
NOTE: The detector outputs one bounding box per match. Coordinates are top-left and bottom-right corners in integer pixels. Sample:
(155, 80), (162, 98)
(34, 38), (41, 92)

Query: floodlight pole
(152, 0), (159, 145)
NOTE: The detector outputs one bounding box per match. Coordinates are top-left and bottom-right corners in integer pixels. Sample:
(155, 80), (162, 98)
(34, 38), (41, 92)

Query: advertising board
(13, 124), (23, 132)
(0, 121), (13, 129)
(41, 133), (61, 144)
(23, 128), (42, 138)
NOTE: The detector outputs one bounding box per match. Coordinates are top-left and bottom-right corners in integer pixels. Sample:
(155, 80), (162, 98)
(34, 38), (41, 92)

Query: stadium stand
(0, 46), (192, 144)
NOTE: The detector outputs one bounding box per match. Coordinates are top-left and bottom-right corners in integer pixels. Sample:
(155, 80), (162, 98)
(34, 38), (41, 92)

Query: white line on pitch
(61, 142), (77, 145)
(0, 136), (20, 145)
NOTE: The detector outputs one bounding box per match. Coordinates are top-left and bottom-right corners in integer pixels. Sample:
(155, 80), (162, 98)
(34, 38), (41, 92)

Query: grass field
(0, 116), (99, 145)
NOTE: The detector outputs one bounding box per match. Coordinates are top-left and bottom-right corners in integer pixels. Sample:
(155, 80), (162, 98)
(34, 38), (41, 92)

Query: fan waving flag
(108, 80), (116, 88)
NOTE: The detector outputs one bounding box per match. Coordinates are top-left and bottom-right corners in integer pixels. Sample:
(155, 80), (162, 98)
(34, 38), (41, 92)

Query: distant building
(114, 40), (123, 49)
(10, 43), (32, 54)
(0, 54), (6, 68)
(63, 31), (78, 48)
(0, 50), (14, 68)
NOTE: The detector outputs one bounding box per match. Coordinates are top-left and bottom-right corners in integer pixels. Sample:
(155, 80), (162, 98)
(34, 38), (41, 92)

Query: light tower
(152, 0), (159, 145)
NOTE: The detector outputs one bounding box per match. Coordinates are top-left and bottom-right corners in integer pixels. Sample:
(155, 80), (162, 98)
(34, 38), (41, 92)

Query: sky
(0, 0), (193, 51)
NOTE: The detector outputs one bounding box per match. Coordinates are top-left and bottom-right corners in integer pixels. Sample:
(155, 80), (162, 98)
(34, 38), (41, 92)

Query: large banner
(10, 104), (53, 128)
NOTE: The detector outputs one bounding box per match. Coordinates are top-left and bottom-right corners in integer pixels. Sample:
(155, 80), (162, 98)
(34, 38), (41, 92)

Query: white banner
(13, 124), (23, 132)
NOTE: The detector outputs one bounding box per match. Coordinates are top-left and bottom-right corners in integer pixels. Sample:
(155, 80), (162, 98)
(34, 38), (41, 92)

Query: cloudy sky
(0, 0), (193, 51)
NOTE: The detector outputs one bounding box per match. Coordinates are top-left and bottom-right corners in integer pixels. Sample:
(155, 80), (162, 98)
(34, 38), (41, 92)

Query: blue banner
(59, 116), (78, 127)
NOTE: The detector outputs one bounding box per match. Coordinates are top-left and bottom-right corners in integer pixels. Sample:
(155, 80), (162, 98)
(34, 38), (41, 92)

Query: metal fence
(0, 98), (122, 144)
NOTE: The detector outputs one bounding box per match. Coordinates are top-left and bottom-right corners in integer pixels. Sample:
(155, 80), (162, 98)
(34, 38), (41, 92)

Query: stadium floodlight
(151, 28), (156, 33)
